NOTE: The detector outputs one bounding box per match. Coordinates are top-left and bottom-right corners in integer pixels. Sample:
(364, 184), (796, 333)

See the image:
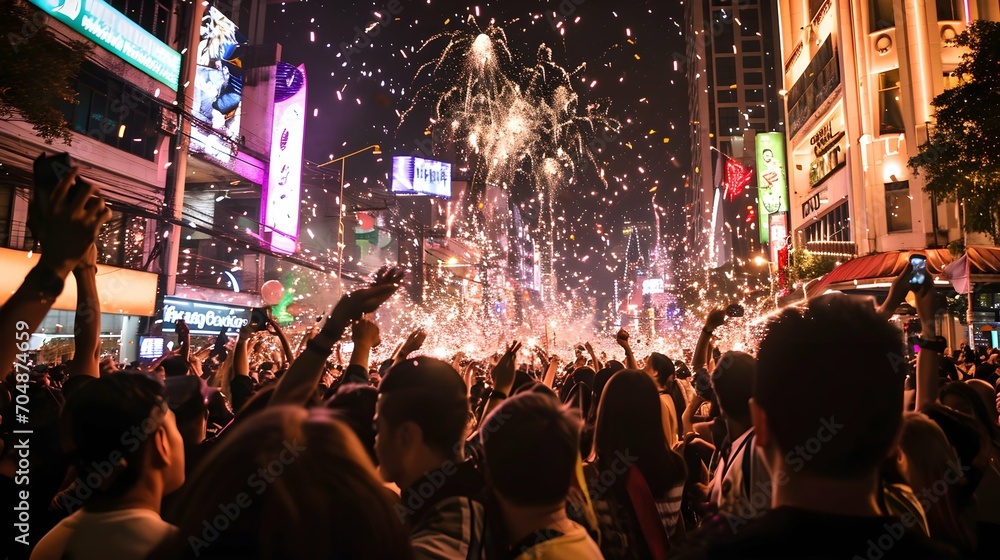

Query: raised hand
(328, 266), (405, 329)
(395, 328), (427, 361)
(615, 328), (631, 349)
(351, 319), (382, 348)
(705, 308), (727, 331)
(34, 169), (112, 277)
(492, 341), (522, 394)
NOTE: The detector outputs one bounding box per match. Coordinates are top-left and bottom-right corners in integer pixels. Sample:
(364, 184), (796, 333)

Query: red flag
(724, 158), (754, 201)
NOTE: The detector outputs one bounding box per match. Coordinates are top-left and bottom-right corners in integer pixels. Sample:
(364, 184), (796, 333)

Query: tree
(786, 248), (838, 286)
(0, 0), (90, 144)
(909, 20), (1000, 244)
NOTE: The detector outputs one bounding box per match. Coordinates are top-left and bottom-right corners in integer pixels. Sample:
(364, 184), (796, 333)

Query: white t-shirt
(31, 508), (176, 560)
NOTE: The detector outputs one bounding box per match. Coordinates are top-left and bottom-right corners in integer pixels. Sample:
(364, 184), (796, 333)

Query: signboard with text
(392, 156), (452, 198)
(769, 213), (788, 263)
(162, 297), (249, 336)
(756, 132), (789, 243)
(27, 0), (180, 89)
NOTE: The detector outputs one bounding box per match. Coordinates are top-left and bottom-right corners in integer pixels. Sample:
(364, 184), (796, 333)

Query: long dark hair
(593, 369), (686, 497)
(157, 406), (412, 559)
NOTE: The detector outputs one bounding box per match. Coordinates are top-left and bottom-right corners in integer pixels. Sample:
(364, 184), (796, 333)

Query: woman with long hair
(156, 406), (411, 559)
(587, 369), (688, 559)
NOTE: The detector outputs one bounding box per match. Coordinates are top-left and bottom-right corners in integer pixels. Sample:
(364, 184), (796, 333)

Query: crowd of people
(1, 168), (1000, 560)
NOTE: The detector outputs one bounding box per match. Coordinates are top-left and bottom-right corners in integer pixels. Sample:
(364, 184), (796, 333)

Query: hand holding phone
(909, 254), (927, 286)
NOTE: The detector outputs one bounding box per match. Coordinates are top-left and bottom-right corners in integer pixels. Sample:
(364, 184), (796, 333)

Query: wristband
(306, 338), (333, 358)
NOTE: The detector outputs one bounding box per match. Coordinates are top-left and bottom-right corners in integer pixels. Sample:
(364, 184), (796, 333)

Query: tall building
(777, 0), (999, 257)
(0, 0), (311, 362)
(683, 0), (786, 269)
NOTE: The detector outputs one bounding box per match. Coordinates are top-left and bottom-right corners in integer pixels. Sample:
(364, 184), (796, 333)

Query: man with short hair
(33, 373), (185, 560)
(696, 294), (953, 559)
(480, 391), (601, 560)
(376, 357), (485, 560)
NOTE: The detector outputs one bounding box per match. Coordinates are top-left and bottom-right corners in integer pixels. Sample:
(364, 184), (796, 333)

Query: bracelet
(305, 338), (333, 358)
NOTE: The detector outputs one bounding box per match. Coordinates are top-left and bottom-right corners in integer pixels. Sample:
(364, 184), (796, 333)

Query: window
(712, 10), (735, 53)
(809, 0), (827, 19)
(61, 63), (164, 161)
(719, 107), (741, 132)
(885, 181), (912, 232)
(786, 37), (840, 135)
(743, 55), (763, 68)
(741, 39), (761, 52)
(97, 211), (148, 268)
(936, 0), (962, 21)
(107, 0), (171, 42)
(718, 89), (738, 103)
(878, 69), (905, 135)
(739, 9), (759, 36)
(870, 0), (895, 31)
(804, 201), (851, 243)
(716, 57), (737, 86)
(745, 89), (764, 102)
(745, 72), (764, 85)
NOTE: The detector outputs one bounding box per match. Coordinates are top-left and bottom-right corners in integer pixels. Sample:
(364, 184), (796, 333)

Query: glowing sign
(642, 278), (665, 295)
(392, 156), (452, 198)
(262, 63), (306, 255)
(162, 297), (249, 336)
(190, 6), (247, 162)
(756, 132), (789, 243)
(27, 0), (180, 89)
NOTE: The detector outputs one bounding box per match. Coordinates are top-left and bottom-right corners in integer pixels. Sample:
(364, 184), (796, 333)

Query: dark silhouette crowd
(2, 166), (999, 560)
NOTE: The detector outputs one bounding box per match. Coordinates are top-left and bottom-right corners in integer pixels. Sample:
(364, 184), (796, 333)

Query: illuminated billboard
(262, 63), (307, 255)
(392, 156), (452, 198)
(26, 0), (180, 89)
(190, 5), (247, 162)
(162, 297), (249, 336)
(756, 132), (789, 243)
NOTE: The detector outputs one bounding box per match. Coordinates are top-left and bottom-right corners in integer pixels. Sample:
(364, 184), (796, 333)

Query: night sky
(264, 0), (690, 301)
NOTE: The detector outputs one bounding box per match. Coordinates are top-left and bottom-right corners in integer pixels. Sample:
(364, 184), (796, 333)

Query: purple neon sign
(262, 63), (306, 255)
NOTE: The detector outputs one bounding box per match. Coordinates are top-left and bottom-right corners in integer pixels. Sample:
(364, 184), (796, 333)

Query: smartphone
(33, 153), (89, 211)
(909, 254), (927, 286)
(248, 308), (270, 331)
(726, 304), (745, 318)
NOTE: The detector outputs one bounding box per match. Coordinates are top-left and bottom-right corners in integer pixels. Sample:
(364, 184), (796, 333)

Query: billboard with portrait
(756, 132), (789, 243)
(190, 5), (247, 162)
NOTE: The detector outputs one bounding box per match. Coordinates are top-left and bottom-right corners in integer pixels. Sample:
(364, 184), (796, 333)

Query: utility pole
(159, 0), (205, 304)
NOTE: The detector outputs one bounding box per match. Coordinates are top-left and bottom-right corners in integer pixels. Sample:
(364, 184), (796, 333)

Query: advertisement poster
(191, 5), (247, 162)
(263, 63), (307, 255)
(27, 0), (180, 89)
(391, 156), (453, 198)
(756, 132), (789, 243)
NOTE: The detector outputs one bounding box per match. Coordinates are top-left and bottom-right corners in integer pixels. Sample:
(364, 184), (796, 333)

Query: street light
(317, 144), (382, 297)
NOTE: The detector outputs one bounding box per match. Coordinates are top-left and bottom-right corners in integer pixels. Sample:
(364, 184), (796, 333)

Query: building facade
(777, 0), (999, 257)
(684, 0), (786, 269)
